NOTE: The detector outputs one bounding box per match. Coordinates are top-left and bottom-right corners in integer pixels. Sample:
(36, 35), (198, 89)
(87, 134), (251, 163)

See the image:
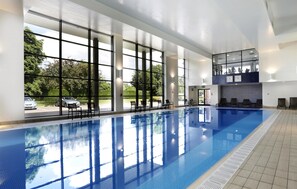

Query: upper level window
(212, 48), (258, 76)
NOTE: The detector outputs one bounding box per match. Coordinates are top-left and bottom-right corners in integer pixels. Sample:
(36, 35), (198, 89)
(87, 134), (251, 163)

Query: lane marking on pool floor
(196, 110), (280, 189)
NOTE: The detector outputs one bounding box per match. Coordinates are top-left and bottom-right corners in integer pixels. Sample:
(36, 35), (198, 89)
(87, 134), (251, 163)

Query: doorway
(198, 89), (211, 105)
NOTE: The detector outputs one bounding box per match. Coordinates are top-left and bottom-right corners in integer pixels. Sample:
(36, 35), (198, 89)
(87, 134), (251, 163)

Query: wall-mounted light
(116, 69), (122, 79)
(202, 78), (206, 85)
(117, 147), (124, 157)
(268, 73), (276, 82)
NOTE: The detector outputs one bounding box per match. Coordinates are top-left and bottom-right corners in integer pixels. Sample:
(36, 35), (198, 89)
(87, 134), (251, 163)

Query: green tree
(24, 27), (45, 96)
(41, 60), (110, 97)
(131, 64), (163, 96)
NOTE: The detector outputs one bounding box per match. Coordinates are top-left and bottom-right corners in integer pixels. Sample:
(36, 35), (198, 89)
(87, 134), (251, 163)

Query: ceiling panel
(24, 0), (297, 62)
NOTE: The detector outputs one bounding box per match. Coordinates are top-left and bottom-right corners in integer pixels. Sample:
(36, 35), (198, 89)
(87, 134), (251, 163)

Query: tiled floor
(224, 110), (297, 189)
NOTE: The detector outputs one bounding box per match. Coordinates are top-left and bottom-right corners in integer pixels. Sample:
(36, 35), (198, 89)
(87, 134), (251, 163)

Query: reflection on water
(0, 107), (270, 189)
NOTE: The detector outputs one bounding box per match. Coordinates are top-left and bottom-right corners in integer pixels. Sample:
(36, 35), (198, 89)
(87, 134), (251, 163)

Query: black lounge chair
(289, 97), (297, 109)
(130, 101), (136, 112)
(242, 99), (251, 108)
(230, 98), (238, 107)
(184, 99), (189, 106)
(277, 98), (286, 109)
(218, 98), (228, 107)
(68, 103), (82, 119)
(141, 100), (149, 111)
(86, 102), (99, 117)
(162, 99), (172, 109)
(157, 100), (162, 108)
(255, 99), (262, 108)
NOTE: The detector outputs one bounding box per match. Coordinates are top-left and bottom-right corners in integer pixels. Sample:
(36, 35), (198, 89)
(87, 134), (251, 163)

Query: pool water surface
(0, 107), (272, 189)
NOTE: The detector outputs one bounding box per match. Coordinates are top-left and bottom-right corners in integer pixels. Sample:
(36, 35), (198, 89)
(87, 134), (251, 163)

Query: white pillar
(165, 56), (178, 106)
(0, 0), (24, 122)
(114, 35), (123, 111)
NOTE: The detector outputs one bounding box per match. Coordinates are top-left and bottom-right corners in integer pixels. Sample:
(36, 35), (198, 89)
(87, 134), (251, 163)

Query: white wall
(188, 85), (219, 106)
(188, 59), (212, 86)
(260, 44), (297, 82)
(114, 35), (123, 111)
(260, 43), (297, 107)
(188, 59), (219, 106)
(166, 57), (178, 105)
(263, 81), (297, 107)
(0, 0), (24, 122)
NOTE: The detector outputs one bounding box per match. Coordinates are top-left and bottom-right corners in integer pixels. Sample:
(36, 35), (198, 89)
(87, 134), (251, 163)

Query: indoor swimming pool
(0, 107), (272, 189)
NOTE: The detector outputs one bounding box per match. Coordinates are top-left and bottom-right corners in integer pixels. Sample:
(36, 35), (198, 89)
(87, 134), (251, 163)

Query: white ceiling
(23, 0), (297, 62)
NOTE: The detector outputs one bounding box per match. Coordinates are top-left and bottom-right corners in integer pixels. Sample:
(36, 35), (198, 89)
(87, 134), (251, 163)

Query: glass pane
(31, 35), (59, 57)
(138, 46), (150, 59)
(99, 97), (112, 111)
(146, 60), (151, 70)
(99, 65), (112, 80)
(123, 83), (136, 97)
(62, 79), (88, 96)
(152, 62), (162, 73)
(99, 50), (112, 65)
(152, 96), (163, 107)
(178, 77), (185, 87)
(24, 97), (60, 118)
(152, 84), (162, 96)
(39, 57), (60, 77)
(226, 63), (241, 74)
(123, 55), (136, 69)
(178, 59), (185, 68)
(138, 58), (144, 70)
(242, 49), (258, 62)
(152, 50), (162, 62)
(62, 42), (88, 61)
(123, 41), (136, 56)
(242, 61), (258, 72)
(123, 69), (136, 82)
(24, 19), (59, 38)
(212, 54), (226, 64)
(62, 61), (88, 79)
(178, 68), (185, 77)
(99, 34), (112, 50)
(99, 81), (112, 97)
(227, 51), (241, 63)
(25, 75), (59, 96)
(62, 23), (88, 45)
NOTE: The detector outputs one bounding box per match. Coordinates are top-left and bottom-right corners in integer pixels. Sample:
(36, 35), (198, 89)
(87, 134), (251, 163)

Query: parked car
(24, 97), (37, 110)
(55, 97), (80, 107)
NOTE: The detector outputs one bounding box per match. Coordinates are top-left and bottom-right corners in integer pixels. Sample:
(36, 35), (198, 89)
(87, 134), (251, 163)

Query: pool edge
(187, 109), (280, 189)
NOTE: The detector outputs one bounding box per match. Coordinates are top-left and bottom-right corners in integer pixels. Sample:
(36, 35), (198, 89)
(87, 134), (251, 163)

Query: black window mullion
(88, 29), (92, 105)
(135, 44), (139, 107)
(184, 59), (186, 104)
(59, 20), (62, 115)
(150, 48), (153, 107)
(111, 35), (114, 111)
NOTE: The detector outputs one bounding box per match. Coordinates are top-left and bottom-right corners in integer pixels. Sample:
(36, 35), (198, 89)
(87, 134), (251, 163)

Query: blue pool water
(0, 107), (272, 189)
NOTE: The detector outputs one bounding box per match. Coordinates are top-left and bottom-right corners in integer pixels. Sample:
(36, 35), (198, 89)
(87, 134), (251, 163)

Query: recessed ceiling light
(250, 50), (253, 53)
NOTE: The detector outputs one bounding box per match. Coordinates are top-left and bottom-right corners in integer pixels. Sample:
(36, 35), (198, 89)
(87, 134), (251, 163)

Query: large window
(123, 41), (164, 110)
(178, 59), (186, 105)
(24, 12), (113, 117)
(212, 49), (259, 76)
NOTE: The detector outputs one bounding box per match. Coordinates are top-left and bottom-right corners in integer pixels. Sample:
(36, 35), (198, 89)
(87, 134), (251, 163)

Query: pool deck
(190, 109), (297, 189)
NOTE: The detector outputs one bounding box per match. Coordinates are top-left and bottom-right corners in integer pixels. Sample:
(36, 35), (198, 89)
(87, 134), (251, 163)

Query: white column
(0, 0), (24, 122)
(114, 35), (123, 111)
(165, 56), (178, 106)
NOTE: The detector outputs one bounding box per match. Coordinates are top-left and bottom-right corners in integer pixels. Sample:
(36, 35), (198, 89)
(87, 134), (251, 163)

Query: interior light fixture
(116, 69), (122, 79)
(202, 78), (206, 85)
(268, 73), (276, 82)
